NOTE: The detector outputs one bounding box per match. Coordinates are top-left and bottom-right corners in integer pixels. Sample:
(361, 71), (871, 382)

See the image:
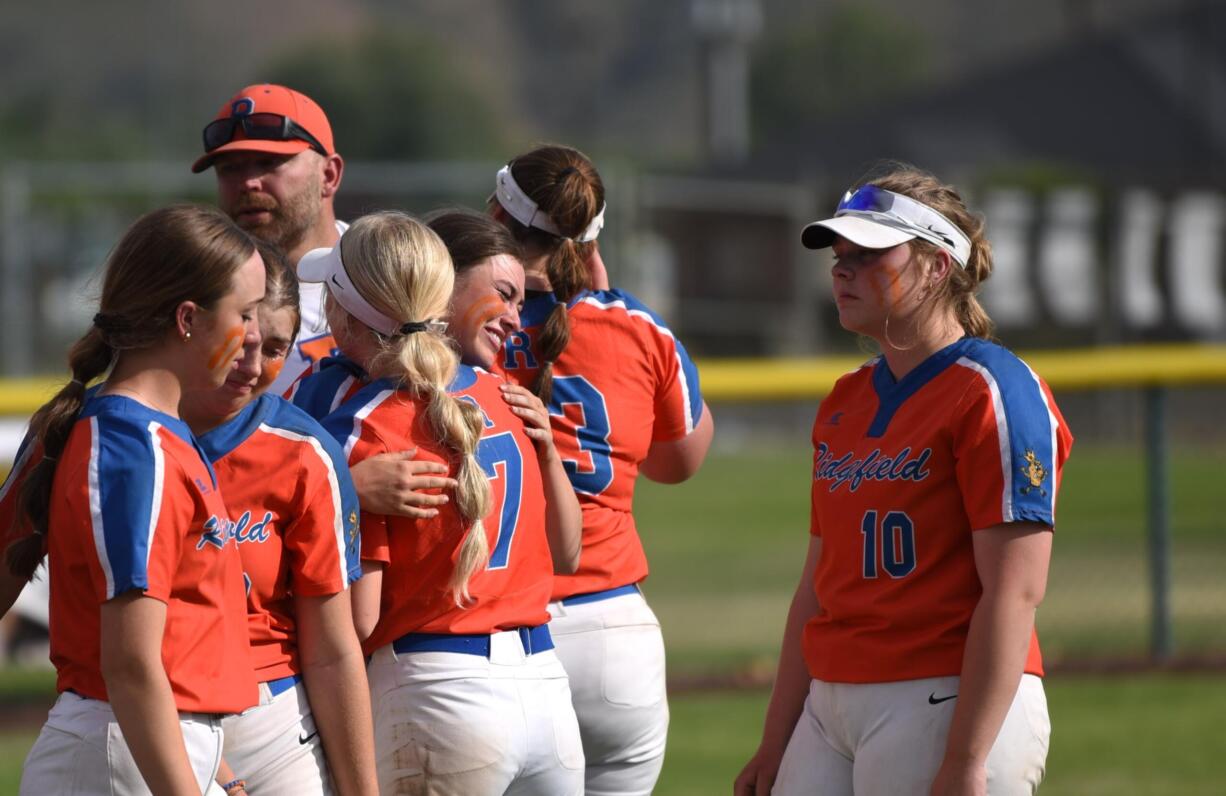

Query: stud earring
(184, 331), (192, 341)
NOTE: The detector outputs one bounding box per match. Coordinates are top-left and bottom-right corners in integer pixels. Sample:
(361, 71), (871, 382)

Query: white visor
(801, 185), (971, 267)
(494, 164), (606, 243)
(297, 245), (402, 337)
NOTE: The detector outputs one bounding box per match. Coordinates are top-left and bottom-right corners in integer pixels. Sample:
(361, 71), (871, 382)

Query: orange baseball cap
(192, 84), (335, 173)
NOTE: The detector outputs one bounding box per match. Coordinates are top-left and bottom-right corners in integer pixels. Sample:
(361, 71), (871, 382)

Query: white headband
(494, 164), (606, 243)
(297, 244), (403, 336)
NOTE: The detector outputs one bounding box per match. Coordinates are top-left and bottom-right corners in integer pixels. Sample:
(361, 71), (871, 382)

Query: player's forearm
(349, 562), (383, 641)
(297, 592), (379, 795)
(940, 592), (1036, 768)
(540, 451), (582, 574)
(302, 655), (378, 795)
(103, 656), (201, 795)
(758, 589), (816, 753)
(100, 594), (201, 795)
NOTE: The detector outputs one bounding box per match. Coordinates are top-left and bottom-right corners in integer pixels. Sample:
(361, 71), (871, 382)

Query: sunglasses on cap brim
(202, 113), (329, 157)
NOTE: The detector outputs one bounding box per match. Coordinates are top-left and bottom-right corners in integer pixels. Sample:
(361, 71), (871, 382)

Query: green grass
(1, 676), (1220, 793)
(0, 668), (54, 701)
(2, 442), (1223, 791)
(637, 443), (1226, 673)
(0, 731), (33, 793)
(657, 675), (1226, 796)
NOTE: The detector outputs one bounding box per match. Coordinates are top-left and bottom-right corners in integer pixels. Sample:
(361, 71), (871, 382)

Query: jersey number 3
(860, 510), (916, 579)
(549, 375), (614, 495)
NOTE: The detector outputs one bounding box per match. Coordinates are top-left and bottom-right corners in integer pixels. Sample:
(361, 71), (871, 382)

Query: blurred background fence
(4, 161), (1226, 370)
(2, 161), (1225, 672)
(2, 1), (1225, 790)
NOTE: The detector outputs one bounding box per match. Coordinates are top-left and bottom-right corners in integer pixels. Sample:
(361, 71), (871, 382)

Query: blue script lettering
(813, 444), (932, 493)
(196, 511), (275, 550)
(233, 511), (274, 545)
(197, 515), (234, 550)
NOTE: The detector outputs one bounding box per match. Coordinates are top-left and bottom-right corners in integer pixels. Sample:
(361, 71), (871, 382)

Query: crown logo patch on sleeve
(1019, 450), (1048, 497)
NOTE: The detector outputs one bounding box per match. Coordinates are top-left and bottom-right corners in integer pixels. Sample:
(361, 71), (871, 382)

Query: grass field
(1, 440), (1223, 790)
(1, 673), (1220, 794)
(637, 441), (1226, 673)
(659, 675), (1226, 796)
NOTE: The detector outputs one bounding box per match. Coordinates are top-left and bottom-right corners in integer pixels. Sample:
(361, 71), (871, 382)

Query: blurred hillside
(0, 0), (1183, 169)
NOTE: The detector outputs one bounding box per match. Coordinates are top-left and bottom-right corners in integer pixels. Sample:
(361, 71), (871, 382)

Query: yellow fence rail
(697, 343), (1226, 401)
(2, 344), (1225, 413)
(1, 342), (1223, 660)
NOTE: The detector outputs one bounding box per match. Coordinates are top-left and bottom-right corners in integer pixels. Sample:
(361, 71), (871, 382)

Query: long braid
(342, 211), (493, 605)
(531, 237), (590, 402)
(378, 329), (492, 606)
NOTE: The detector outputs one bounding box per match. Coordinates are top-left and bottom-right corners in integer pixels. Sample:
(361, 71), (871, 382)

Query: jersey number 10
(860, 510), (916, 579)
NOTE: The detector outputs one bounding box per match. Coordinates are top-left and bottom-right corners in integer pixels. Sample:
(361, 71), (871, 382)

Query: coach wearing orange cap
(193, 83), (345, 394)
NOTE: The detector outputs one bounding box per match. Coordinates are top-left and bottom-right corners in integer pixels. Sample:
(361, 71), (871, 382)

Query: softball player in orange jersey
(294, 211), (585, 795)
(489, 145), (715, 796)
(6, 206), (263, 795)
(736, 165), (1072, 796)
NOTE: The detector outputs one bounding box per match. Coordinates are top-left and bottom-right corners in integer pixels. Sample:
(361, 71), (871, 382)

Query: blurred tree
(263, 27), (511, 160)
(750, 3), (930, 154)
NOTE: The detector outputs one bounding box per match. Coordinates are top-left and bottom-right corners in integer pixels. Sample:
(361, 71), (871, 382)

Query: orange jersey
(317, 365), (552, 653)
(492, 289), (704, 600)
(0, 433), (40, 551)
(803, 338), (1073, 683)
(197, 394), (362, 681)
(46, 395), (256, 713)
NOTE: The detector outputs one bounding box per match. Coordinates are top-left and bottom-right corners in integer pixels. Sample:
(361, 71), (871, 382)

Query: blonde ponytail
(375, 329), (492, 605)
(341, 212), (494, 605)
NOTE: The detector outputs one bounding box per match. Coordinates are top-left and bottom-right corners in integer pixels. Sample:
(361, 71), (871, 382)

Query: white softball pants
(547, 587), (670, 796)
(19, 691), (227, 795)
(773, 674), (1050, 796)
(366, 629), (585, 795)
(220, 676), (331, 795)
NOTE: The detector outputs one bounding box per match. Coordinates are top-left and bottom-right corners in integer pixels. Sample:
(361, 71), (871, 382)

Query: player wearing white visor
(801, 183), (973, 268)
(738, 165), (1070, 796)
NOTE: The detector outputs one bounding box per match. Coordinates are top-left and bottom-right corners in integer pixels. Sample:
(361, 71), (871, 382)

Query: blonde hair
(866, 163), (996, 341)
(339, 211), (492, 605)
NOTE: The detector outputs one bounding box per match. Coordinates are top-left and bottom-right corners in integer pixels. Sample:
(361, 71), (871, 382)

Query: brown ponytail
(5, 205), (255, 580)
(496, 145), (604, 402)
(867, 163), (997, 341)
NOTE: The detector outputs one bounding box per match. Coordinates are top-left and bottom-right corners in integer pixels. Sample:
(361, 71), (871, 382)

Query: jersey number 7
(477, 431), (523, 570)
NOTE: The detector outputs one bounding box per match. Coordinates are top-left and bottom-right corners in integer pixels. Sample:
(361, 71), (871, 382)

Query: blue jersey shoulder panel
(291, 355), (368, 420)
(953, 338), (1059, 523)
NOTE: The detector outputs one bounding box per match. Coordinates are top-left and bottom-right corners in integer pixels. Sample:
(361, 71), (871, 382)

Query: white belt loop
(489, 629), (528, 665)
